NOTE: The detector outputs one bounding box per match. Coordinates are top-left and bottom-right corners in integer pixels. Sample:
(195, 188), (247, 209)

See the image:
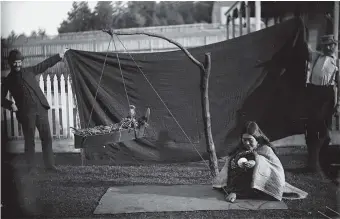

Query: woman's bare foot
(225, 192), (237, 203)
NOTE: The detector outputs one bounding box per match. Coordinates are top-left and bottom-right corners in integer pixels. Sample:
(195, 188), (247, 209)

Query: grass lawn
(2, 154), (339, 219)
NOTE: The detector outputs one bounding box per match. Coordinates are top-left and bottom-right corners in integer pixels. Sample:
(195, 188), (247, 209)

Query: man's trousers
(19, 106), (54, 168)
(305, 84), (334, 172)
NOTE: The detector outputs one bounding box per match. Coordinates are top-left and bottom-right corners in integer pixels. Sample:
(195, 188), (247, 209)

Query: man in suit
(2, 48), (68, 173)
(305, 34), (339, 172)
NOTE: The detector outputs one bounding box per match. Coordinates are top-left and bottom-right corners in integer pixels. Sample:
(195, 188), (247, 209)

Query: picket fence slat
(46, 75), (53, 136)
(5, 94), (12, 137)
(67, 75), (74, 138)
(11, 96), (19, 138)
(53, 75), (60, 137)
(60, 74), (68, 138)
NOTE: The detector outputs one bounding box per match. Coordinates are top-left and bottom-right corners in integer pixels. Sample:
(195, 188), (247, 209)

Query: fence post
(43, 44), (47, 58)
(232, 13), (236, 38)
(53, 74), (60, 138)
(46, 75), (53, 136)
(5, 94), (12, 138)
(239, 6), (243, 36)
(38, 75), (45, 138)
(67, 75), (74, 138)
(150, 39), (153, 52)
(246, 1), (251, 34)
(92, 40), (97, 52)
(12, 96), (19, 139)
(60, 74), (68, 138)
(255, 1), (262, 31)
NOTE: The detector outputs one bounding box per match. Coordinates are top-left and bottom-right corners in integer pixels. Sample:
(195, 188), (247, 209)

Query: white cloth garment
(307, 52), (338, 86)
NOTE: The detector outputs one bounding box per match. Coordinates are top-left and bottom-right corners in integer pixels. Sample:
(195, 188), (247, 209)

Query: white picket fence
(2, 73), (79, 140)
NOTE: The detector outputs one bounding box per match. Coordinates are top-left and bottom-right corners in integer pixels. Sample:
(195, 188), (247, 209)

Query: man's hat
(8, 49), (24, 63)
(320, 34), (338, 45)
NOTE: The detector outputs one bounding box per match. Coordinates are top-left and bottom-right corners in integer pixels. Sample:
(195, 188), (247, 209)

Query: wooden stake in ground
(103, 29), (219, 177)
(201, 53), (219, 177)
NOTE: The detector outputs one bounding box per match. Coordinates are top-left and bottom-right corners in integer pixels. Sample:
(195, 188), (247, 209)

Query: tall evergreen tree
(93, 1), (114, 30)
(58, 1), (94, 33)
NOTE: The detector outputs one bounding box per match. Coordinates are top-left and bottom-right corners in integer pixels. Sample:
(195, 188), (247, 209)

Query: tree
(30, 30), (38, 38)
(177, 2), (196, 24)
(8, 30), (17, 42)
(158, 2), (185, 25)
(30, 28), (46, 38)
(58, 1), (95, 33)
(130, 1), (160, 26)
(93, 1), (114, 30)
(38, 28), (47, 37)
(193, 2), (214, 23)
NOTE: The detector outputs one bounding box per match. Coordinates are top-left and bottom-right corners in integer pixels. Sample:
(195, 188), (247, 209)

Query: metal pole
(255, 1), (261, 31)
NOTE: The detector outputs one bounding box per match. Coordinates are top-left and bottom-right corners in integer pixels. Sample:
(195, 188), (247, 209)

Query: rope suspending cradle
(72, 33), (150, 148)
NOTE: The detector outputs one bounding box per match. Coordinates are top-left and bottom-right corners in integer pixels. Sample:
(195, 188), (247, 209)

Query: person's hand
(59, 48), (69, 59)
(225, 192), (236, 203)
(242, 160), (256, 169)
(11, 103), (18, 112)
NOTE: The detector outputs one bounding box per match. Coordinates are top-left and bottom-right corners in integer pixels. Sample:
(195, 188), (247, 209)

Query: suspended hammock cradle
(73, 108), (150, 148)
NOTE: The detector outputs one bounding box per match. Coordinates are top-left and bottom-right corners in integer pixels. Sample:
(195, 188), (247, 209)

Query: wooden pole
(232, 12), (236, 38)
(246, 1), (251, 34)
(201, 53), (219, 177)
(226, 16), (229, 40)
(239, 7), (243, 36)
(255, 1), (261, 31)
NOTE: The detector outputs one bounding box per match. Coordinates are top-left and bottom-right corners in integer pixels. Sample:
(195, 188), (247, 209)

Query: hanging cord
(112, 36), (139, 145)
(86, 36), (113, 128)
(112, 35), (131, 109)
(113, 34), (210, 170)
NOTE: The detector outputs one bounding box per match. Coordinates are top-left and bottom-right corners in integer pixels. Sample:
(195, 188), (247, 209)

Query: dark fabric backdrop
(65, 18), (308, 164)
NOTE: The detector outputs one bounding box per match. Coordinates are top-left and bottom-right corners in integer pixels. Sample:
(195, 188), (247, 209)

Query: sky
(1, 1), (99, 38)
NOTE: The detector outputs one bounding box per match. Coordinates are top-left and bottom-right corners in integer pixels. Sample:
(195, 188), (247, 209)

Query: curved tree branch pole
(103, 29), (219, 177)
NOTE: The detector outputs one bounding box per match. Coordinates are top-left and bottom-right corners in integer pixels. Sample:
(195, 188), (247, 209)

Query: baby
(120, 105), (139, 129)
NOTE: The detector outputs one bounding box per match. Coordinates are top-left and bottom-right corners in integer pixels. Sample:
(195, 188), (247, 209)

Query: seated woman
(213, 121), (285, 203)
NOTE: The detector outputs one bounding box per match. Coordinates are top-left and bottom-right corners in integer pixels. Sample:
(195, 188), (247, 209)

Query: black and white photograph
(1, 1), (340, 218)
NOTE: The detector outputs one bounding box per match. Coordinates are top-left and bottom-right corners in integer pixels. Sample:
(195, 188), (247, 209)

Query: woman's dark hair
(228, 121), (277, 156)
(241, 121), (273, 147)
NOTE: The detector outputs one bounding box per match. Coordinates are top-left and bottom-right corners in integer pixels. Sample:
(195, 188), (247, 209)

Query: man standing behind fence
(1, 48), (68, 173)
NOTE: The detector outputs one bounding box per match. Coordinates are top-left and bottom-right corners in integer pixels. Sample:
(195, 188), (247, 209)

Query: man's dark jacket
(1, 54), (61, 113)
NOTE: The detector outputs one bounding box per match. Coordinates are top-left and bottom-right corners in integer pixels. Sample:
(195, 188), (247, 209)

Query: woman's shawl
(213, 145), (285, 200)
